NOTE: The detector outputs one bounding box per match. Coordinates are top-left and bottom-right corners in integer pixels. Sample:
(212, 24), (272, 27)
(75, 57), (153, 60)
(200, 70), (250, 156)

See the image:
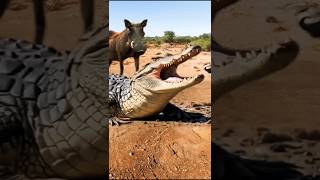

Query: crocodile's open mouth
(150, 45), (203, 83)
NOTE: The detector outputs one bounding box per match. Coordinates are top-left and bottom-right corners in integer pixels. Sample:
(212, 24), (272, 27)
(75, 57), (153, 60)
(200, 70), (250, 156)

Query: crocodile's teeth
(250, 50), (256, 57)
(236, 52), (242, 60)
(245, 52), (252, 60)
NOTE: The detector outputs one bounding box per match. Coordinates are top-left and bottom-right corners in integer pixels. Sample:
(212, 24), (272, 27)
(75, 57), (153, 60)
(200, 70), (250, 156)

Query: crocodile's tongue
(160, 64), (185, 82)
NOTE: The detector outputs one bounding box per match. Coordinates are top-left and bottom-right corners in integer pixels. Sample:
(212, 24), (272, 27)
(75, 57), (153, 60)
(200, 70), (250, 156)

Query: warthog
(0, 0), (94, 44)
(109, 19), (147, 75)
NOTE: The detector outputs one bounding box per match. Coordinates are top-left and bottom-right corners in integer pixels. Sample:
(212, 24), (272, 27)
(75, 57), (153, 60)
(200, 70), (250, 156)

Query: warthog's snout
(130, 41), (146, 54)
(135, 49), (146, 55)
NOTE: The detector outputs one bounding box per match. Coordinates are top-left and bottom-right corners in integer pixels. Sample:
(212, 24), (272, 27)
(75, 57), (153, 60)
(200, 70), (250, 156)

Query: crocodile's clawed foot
(161, 103), (209, 123)
(109, 117), (131, 126)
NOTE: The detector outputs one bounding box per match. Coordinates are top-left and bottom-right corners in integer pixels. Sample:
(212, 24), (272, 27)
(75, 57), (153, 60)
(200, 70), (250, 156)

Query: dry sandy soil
(0, 1), (212, 179)
(214, 0), (320, 175)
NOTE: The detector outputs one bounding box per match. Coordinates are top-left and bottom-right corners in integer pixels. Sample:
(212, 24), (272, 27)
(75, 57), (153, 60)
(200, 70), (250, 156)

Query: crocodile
(109, 45), (204, 122)
(0, 24), (108, 179)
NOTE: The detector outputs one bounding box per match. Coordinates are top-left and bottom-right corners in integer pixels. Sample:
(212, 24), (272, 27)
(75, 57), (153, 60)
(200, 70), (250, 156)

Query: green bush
(163, 31), (175, 43)
(174, 36), (192, 44)
(144, 31), (211, 51)
(191, 38), (211, 51)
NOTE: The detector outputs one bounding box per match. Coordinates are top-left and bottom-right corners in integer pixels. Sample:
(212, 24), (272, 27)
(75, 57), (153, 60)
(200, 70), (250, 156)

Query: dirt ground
(0, 1), (212, 179)
(109, 44), (212, 179)
(214, 0), (320, 175)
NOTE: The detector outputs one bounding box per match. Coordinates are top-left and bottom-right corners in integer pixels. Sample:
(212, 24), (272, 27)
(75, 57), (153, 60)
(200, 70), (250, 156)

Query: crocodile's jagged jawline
(213, 39), (299, 101)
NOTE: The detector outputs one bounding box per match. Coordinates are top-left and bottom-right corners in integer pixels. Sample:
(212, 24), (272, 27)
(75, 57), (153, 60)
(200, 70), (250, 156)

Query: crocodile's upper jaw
(132, 45), (204, 93)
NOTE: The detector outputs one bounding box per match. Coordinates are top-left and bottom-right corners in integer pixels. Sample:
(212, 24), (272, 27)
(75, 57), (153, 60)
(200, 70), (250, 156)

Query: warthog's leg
(134, 55), (139, 72)
(0, 0), (10, 17)
(80, 0), (94, 33)
(119, 61), (124, 75)
(116, 52), (125, 75)
(33, 0), (45, 44)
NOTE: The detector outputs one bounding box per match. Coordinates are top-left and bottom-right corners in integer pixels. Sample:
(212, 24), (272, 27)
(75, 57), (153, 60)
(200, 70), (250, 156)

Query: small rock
(273, 26), (288, 32)
(222, 128), (235, 137)
(234, 150), (246, 156)
(256, 127), (270, 136)
(304, 151), (313, 157)
(295, 129), (320, 141)
(240, 138), (254, 147)
(270, 142), (302, 153)
(266, 16), (280, 23)
(305, 158), (315, 165)
(191, 103), (201, 107)
(129, 152), (134, 156)
(260, 132), (293, 144)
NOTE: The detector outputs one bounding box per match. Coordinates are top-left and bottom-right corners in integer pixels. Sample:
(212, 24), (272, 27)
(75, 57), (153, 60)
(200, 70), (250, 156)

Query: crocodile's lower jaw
(119, 74), (204, 119)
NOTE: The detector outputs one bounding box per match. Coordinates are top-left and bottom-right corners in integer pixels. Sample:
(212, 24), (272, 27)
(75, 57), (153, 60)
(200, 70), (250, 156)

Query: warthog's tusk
(130, 41), (135, 48)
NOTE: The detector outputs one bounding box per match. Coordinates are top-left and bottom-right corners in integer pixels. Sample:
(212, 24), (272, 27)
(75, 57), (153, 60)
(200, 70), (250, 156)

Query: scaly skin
(0, 25), (108, 179)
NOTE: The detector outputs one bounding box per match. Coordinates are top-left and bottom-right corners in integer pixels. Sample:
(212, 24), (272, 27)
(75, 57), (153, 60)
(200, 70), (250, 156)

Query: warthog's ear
(124, 19), (133, 30)
(141, 19), (148, 27)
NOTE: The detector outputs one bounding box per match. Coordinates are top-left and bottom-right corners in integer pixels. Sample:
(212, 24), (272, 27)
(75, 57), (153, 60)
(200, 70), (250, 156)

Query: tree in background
(163, 31), (175, 43)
